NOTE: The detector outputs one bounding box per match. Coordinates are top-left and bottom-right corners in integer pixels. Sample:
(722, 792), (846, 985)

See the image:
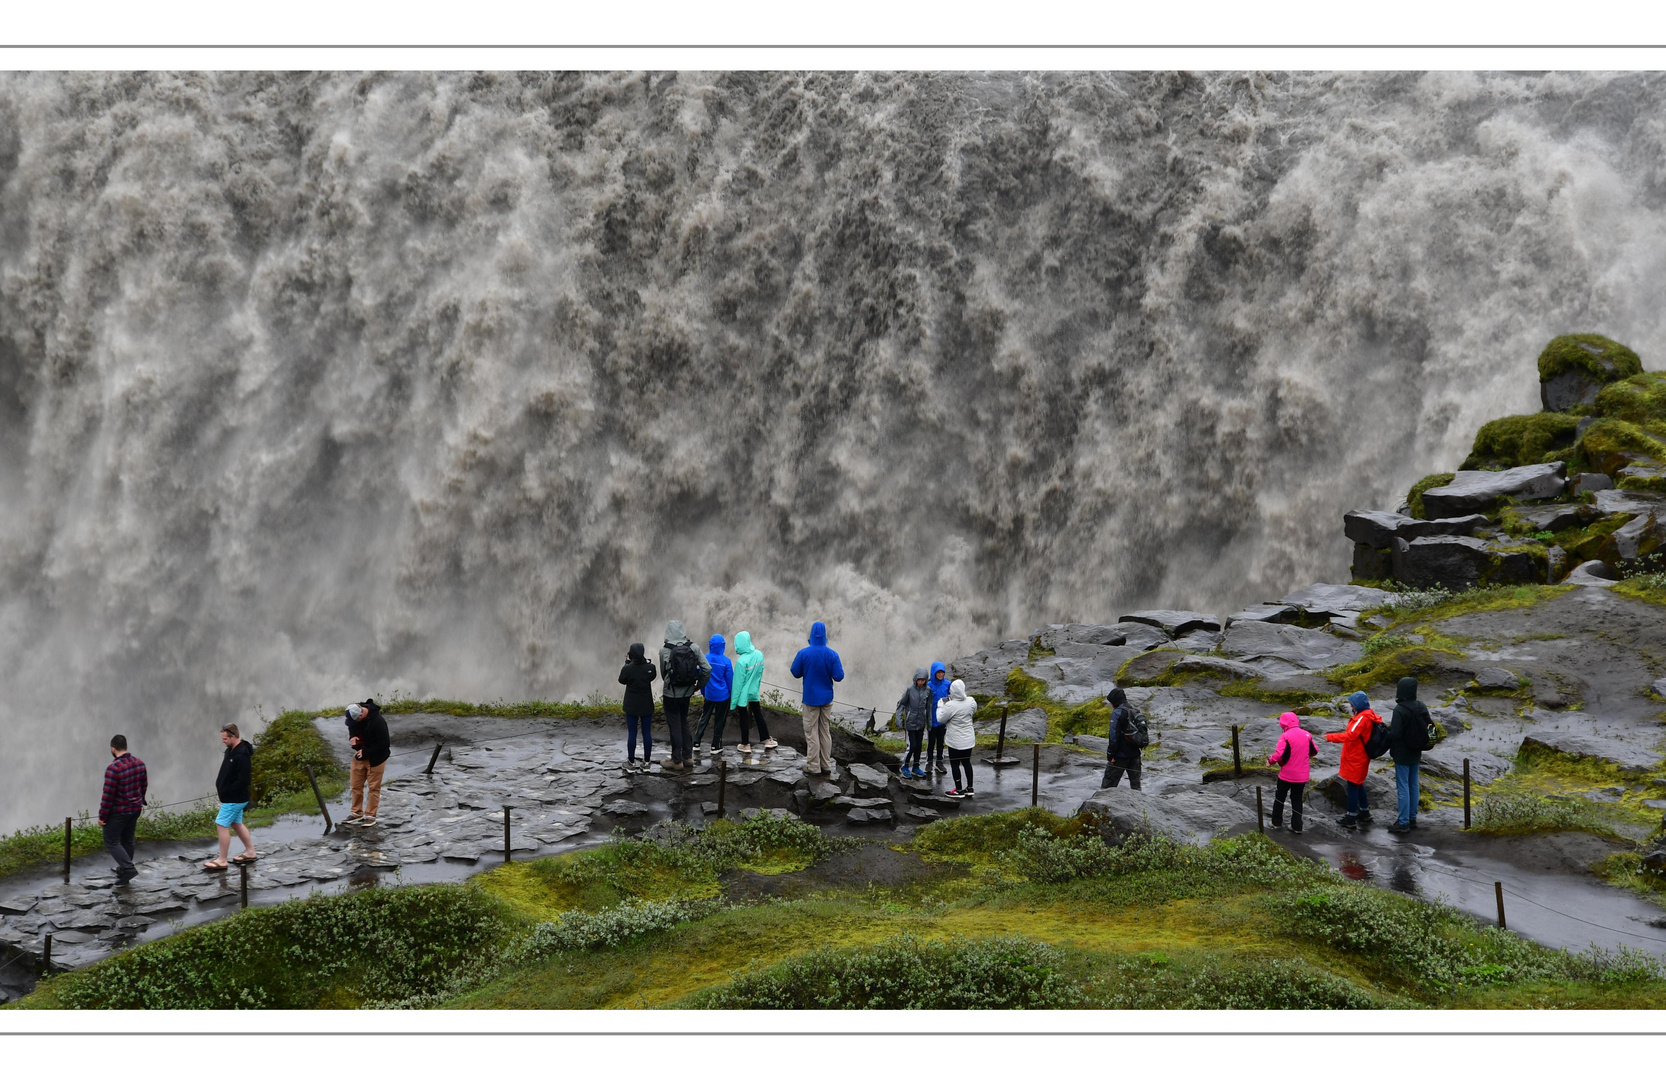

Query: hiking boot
(1290, 823), (1303, 834)
(1357, 811), (1375, 824)
(934, 763), (947, 775)
(115, 868), (138, 883)
(1337, 815), (1358, 830)
(1268, 819), (1283, 831)
(1387, 823), (1411, 834)
(1408, 820), (1419, 829)
(763, 738), (778, 749)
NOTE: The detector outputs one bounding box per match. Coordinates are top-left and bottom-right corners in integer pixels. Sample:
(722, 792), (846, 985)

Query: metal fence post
(63, 817), (72, 884)
(1495, 881), (1506, 929)
(40, 933), (52, 977)
(1463, 758), (1472, 829)
(1257, 787), (1265, 834)
(1232, 726), (1242, 777)
(240, 862), (249, 910)
(1031, 744), (1040, 808)
(425, 741), (444, 775)
(304, 764), (333, 834)
(503, 806), (512, 863)
(996, 706), (1009, 762)
(717, 758), (727, 818)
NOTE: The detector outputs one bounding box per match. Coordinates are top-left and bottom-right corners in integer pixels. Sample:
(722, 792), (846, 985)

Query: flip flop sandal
(232, 853), (259, 864)
(202, 860), (229, 871)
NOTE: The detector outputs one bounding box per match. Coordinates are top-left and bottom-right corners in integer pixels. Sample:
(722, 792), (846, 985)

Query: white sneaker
(763, 739), (778, 749)
(737, 744), (752, 754)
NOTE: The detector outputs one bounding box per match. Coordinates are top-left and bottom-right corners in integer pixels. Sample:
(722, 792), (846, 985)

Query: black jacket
(618, 660), (658, 716)
(1109, 705), (1140, 762)
(349, 712), (391, 767)
(216, 740), (253, 803)
(1388, 676), (1429, 765)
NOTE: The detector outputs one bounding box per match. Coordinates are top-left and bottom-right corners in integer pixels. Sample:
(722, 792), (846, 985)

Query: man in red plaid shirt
(98, 734), (148, 883)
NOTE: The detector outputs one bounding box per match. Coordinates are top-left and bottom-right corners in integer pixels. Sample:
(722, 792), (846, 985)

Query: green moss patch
(1579, 418), (1666, 476)
(1407, 472), (1457, 520)
(1465, 413), (1580, 471)
(1538, 334), (1643, 386)
(1593, 370), (1666, 427)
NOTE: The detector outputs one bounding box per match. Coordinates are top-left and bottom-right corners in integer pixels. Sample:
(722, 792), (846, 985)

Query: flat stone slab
(1076, 786), (1255, 843)
(1421, 747), (1512, 784)
(1278, 583), (1394, 618)
(1225, 604), (1297, 627)
(846, 763), (891, 791)
(832, 796), (892, 809)
(1566, 560), (1620, 587)
(1521, 732), (1664, 775)
(1220, 621), (1362, 672)
(902, 806), (941, 821)
(845, 807), (894, 824)
(1421, 462), (1567, 517)
(1121, 610), (1220, 636)
(599, 800), (650, 816)
(1595, 488), (1666, 516)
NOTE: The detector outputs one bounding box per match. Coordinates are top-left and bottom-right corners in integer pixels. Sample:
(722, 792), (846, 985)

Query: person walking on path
(895, 667), (934, 778)
(939, 678), (978, 798)
(344, 699), (391, 827)
(1327, 691), (1380, 830)
(98, 734), (147, 883)
(1101, 688), (1143, 790)
(1266, 712), (1319, 833)
(926, 661), (952, 775)
(790, 620), (844, 776)
(660, 620), (711, 773)
(205, 724), (256, 870)
(693, 634), (735, 757)
(730, 630), (774, 754)
(1387, 677), (1430, 834)
(618, 643), (658, 772)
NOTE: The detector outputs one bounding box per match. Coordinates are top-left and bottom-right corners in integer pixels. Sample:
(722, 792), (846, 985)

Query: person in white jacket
(938, 678), (978, 798)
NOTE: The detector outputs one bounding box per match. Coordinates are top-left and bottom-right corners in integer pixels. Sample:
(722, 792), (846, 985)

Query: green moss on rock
(1578, 418), (1666, 476)
(1592, 371), (1666, 426)
(1538, 334), (1643, 385)
(1464, 413), (1580, 471)
(1406, 473), (1456, 520)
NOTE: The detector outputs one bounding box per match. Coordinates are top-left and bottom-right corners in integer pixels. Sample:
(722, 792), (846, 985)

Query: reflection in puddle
(1338, 852), (1371, 881)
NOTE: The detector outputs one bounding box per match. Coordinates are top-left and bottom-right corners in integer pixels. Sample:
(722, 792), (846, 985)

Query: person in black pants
(658, 620), (710, 772)
(1101, 688), (1142, 790)
(98, 734), (148, 883)
(618, 643), (657, 771)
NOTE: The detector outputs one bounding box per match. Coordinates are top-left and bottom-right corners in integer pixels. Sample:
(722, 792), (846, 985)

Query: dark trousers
(626, 713), (653, 762)
(663, 697), (693, 764)
(927, 725), (946, 766)
(103, 811), (139, 874)
(1102, 758), (1142, 790)
(1272, 778), (1305, 829)
(734, 701), (769, 744)
(694, 698), (731, 749)
(1344, 779), (1369, 816)
(904, 727), (924, 767)
(949, 746), (974, 790)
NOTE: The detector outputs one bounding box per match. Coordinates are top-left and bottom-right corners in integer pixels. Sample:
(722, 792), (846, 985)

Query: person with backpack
(939, 678), (978, 798)
(1387, 677), (1432, 834)
(895, 667), (934, 778)
(925, 661), (952, 774)
(1265, 712), (1319, 833)
(618, 643), (657, 772)
(660, 620), (711, 773)
(730, 630), (775, 754)
(789, 620), (844, 776)
(1102, 687), (1146, 789)
(1326, 691), (1382, 830)
(693, 634), (735, 757)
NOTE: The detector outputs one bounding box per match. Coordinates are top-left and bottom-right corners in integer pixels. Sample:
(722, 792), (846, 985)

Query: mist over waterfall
(3, 70), (1666, 829)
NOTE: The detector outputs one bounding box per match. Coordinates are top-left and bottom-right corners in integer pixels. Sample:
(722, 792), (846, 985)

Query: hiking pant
(1395, 763), (1420, 825)
(734, 701), (769, 745)
(694, 698), (731, 749)
(1344, 779), (1369, 817)
(351, 759), (386, 818)
(1102, 758), (1142, 791)
(903, 727), (924, 768)
(1272, 778), (1306, 830)
(663, 696), (693, 764)
(927, 725), (946, 766)
(949, 746), (974, 790)
(626, 713), (653, 762)
(802, 704), (834, 773)
(103, 811), (138, 874)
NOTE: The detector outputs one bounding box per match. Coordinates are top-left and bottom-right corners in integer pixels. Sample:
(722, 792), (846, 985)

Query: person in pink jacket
(1266, 711), (1320, 834)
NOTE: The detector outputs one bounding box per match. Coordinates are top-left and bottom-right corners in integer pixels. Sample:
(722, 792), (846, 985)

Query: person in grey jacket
(895, 667), (933, 778)
(659, 620), (711, 772)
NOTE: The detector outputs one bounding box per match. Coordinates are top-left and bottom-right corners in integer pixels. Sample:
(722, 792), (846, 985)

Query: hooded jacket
(704, 634), (735, 702)
(659, 620), (712, 700)
(1268, 712), (1319, 783)
(896, 668), (934, 732)
(1107, 688), (1140, 762)
(789, 621), (844, 707)
(345, 699), (390, 768)
(1325, 705), (1380, 785)
(618, 643), (658, 716)
(731, 631), (765, 707)
(939, 679), (978, 751)
(1388, 677), (1430, 766)
(927, 662), (951, 727)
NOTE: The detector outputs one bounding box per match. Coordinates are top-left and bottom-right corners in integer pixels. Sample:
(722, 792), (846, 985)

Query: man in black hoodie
(205, 723), (256, 870)
(345, 698), (391, 827)
(1387, 676), (1430, 835)
(1102, 688), (1142, 791)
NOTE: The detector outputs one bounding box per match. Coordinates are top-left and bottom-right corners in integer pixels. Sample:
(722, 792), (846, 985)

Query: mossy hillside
(1464, 413), (1580, 471)
(1538, 334), (1643, 385)
(1464, 742), (1666, 843)
(1327, 628), (1469, 693)
(1578, 417), (1666, 478)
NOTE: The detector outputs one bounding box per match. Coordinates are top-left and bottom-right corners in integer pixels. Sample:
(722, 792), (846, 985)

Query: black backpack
(667, 641), (703, 690)
(1407, 704), (1437, 752)
(1363, 717), (1392, 759)
(1115, 704), (1150, 750)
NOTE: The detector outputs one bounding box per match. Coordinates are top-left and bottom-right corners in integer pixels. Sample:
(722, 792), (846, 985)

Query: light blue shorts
(216, 802), (248, 827)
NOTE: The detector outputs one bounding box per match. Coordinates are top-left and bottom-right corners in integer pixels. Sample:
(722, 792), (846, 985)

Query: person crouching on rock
(619, 643), (658, 772)
(1266, 712), (1318, 833)
(1103, 688), (1142, 790)
(345, 698), (390, 827)
(896, 667), (934, 778)
(693, 634), (734, 758)
(1327, 692), (1379, 830)
(730, 630), (774, 754)
(205, 724), (256, 870)
(940, 679), (978, 798)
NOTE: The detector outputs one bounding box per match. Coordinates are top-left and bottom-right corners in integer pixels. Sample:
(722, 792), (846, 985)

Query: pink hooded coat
(1268, 712), (1318, 783)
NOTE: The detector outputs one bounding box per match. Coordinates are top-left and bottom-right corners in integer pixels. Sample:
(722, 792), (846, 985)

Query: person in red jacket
(1325, 691), (1380, 830)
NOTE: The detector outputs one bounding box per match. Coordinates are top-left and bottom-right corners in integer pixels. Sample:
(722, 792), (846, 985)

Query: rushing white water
(3, 70), (1666, 830)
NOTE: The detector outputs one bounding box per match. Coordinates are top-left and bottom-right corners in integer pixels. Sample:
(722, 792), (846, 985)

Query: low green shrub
(515, 898), (719, 958)
(1472, 792), (1610, 836)
(997, 826), (1333, 892)
(678, 934), (1085, 1009)
(249, 710), (344, 808)
(1465, 413), (1579, 470)
(1100, 956), (1383, 1009)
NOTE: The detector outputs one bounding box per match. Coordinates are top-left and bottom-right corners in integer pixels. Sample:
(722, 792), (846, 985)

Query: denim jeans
(626, 713), (652, 762)
(1395, 762), (1420, 825)
(1344, 779), (1369, 816)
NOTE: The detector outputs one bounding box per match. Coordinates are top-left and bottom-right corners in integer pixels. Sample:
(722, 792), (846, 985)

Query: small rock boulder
(1651, 678), (1666, 699)
(1565, 560), (1620, 587)
(1520, 732), (1661, 776)
(1220, 621), (1363, 672)
(1076, 786), (1257, 844)
(1572, 472), (1614, 496)
(1419, 463), (1567, 517)
(847, 763), (892, 791)
(1472, 668), (1521, 692)
(845, 807), (893, 825)
(1391, 535), (1544, 590)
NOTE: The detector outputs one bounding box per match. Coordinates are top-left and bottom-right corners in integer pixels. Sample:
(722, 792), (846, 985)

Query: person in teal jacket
(731, 630), (774, 753)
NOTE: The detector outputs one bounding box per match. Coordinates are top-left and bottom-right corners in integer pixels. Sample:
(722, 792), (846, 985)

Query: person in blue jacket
(790, 620), (844, 775)
(926, 661), (952, 775)
(693, 633), (735, 756)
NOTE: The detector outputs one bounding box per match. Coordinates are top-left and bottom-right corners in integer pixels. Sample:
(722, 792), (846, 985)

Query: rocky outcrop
(1419, 463), (1567, 518)
(1279, 583), (1393, 619)
(1075, 785), (1257, 844)
(1120, 610), (1220, 637)
(948, 639), (1032, 697)
(1520, 732), (1662, 776)
(1390, 535), (1545, 589)
(1220, 621), (1362, 673)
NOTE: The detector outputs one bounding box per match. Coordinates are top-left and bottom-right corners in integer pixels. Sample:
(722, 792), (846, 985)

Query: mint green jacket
(731, 631), (766, 707)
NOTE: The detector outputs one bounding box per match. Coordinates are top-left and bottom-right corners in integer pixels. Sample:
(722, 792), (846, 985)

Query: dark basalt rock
(1419, 463), (1566, 517)
(1120, 610), (1221, 636)
(1391, 535), (1544, 590)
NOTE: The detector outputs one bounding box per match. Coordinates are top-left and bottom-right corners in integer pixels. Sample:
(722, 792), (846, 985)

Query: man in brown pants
(789, 620), (844, 775)
(344, 699), (391, 826)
